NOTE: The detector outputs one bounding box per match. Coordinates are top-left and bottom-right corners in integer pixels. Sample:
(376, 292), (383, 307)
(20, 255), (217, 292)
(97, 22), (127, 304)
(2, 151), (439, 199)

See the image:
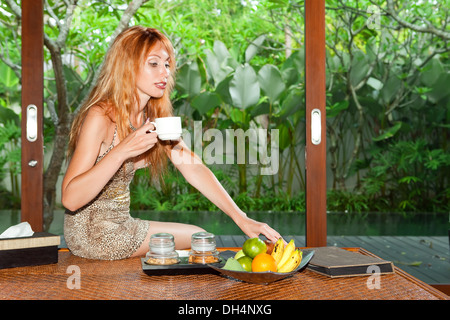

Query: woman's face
(136, 41), (171, 103)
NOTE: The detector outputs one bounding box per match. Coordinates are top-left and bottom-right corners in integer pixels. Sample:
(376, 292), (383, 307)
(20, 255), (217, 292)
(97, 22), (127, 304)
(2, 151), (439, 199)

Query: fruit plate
(208, 250), (315, 285)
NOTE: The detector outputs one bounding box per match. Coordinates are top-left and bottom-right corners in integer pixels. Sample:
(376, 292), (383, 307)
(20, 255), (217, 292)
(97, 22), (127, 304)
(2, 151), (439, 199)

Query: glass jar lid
(191, 231), (217, 252)
(149, 232), (175, 255)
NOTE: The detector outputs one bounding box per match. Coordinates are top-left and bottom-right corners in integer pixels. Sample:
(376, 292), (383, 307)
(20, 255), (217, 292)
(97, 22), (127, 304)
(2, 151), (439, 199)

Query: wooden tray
(141, 250), (224, 275)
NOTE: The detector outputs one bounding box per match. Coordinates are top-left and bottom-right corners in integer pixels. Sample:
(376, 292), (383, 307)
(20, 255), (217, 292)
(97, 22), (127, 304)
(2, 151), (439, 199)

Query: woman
(62, 26), (282, 260)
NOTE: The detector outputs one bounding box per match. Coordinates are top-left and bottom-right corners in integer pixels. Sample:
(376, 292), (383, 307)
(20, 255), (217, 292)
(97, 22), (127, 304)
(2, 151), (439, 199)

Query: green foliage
(327, 190), (370, 213)
(362, 139), (450, 212)
(0, 0), (449, 214)
(173, 37), (305, 197)
(130, 165), (306, 212)
(0, 112), (21, 209)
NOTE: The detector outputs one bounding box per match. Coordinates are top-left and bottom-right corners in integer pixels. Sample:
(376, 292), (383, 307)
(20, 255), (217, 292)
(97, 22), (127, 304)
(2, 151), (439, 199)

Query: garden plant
(0, 0), (448, 231)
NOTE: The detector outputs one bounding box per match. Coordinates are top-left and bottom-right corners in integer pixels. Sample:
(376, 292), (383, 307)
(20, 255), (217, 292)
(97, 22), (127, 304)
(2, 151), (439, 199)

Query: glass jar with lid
(188, 232), (220, 264)
(145, 233), (179, 265)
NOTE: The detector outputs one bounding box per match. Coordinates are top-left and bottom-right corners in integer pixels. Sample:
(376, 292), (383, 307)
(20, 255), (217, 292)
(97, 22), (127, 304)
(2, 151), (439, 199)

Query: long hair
(67, 26), (177, 179)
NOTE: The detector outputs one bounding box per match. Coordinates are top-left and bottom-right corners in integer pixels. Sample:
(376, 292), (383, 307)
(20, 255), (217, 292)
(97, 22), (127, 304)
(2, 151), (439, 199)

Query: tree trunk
(238, 164), (247, 194)
(43, 117), (71, 230)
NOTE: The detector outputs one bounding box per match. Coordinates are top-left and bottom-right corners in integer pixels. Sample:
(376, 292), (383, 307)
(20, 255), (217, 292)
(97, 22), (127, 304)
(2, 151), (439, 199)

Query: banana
(277, 249), (302, 273)
(277, 239), (295, 268)
(271, 238), (285, 264)
(293, 250), (303, 270)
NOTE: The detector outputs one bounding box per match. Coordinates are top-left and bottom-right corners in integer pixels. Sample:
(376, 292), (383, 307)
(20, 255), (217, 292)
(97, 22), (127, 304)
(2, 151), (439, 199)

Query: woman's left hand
(236, 216), (286, 244)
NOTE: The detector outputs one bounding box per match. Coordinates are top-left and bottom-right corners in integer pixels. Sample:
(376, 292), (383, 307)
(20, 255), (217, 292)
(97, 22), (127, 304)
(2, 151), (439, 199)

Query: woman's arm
(168, 140), (283, 243)
(61, 108), (158, 211)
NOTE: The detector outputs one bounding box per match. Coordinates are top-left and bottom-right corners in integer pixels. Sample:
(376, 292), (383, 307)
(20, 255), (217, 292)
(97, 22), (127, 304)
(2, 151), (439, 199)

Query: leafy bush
(130, 165), (307, 213)
(361, 139), (450, 212)
(0, 110), (21, 209)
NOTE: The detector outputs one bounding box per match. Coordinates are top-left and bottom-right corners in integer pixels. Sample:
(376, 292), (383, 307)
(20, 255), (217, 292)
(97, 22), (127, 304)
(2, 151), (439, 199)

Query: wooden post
(305, 0), (327, 247)
(21, 0), (44, 232)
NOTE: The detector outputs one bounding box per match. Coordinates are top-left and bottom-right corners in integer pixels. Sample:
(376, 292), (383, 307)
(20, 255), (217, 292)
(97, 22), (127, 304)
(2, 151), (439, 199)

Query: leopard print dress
(64, 127), (150, 260)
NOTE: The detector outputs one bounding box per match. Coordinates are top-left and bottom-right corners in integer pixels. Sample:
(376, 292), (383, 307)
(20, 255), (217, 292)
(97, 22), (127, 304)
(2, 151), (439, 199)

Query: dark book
(0, 232), (60, 269)
(306, 246), (394, 278)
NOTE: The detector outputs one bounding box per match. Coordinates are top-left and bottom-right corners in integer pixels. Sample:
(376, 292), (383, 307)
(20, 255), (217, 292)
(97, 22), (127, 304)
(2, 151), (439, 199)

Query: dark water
(0, 210), (448, 236)
(131, 211), (449, 236)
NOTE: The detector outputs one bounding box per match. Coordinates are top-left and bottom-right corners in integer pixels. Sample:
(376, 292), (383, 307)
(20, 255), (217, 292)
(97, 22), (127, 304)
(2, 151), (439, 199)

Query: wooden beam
(430, 284), (450, 297)
(305, 0), (327, 247)
(21, 0), (44, 232)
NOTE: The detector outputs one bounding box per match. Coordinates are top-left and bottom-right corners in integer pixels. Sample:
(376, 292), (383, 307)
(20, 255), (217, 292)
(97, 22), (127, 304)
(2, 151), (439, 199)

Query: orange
(242, 238), (267, 259)
(251, 253), (277, 272)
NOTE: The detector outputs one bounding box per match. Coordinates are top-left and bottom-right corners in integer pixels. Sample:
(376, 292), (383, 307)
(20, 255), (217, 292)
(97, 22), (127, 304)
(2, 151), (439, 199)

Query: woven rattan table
(0, 247), (448, 300)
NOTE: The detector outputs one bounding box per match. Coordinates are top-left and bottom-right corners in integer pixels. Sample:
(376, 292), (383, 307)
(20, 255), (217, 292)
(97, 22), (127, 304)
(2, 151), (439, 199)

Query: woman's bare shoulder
(75, 104), (115, 150)
(82, 104), (114, 131)
(86, 104), (112, 121)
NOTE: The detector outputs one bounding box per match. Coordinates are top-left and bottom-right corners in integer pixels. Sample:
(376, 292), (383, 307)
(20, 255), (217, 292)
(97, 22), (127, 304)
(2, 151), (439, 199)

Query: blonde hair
(68, 26), (177, 179)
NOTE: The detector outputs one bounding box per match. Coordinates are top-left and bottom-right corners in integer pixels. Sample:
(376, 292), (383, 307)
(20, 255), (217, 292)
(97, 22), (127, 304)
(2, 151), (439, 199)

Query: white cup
(148, 117), (182, 141)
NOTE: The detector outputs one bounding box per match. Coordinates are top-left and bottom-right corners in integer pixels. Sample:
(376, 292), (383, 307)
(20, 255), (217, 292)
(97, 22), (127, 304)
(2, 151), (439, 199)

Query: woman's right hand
(113, 120), (159, 161)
